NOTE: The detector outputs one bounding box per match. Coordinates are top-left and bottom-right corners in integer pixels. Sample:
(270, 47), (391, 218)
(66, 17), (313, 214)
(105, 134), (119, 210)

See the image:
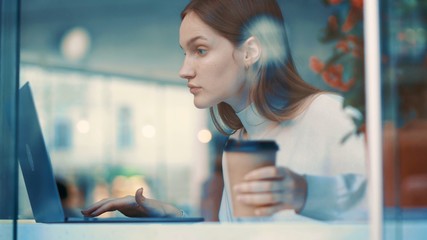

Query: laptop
(18, 82), (204, 223)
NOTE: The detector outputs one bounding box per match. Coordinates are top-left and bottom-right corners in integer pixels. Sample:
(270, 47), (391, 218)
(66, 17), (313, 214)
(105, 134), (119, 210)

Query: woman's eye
(196, 49), (207, 55)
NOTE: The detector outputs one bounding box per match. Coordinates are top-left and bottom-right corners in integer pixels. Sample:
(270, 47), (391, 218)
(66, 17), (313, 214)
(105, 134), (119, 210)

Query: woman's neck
(235, 103), (276, 139)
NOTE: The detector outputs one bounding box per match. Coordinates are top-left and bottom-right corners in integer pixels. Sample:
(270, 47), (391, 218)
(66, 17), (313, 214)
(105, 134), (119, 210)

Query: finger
(237, 192), (285, 206)
(135, 187), (146, 206)
(89, 203), (114, 217)
(81, 198), (114, 216)
(234, 180), (283, 193)
(254, 204), (290, 216)
(134, 188), (167, 217)
(89, 198), (128, 217)
(244, 166), (287, 181)
(83, 199), (117, 217)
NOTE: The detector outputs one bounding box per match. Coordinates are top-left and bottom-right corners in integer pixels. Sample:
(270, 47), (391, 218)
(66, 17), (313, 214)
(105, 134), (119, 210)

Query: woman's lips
(188, 83), (202, 94)
(189, 87), (202, 94)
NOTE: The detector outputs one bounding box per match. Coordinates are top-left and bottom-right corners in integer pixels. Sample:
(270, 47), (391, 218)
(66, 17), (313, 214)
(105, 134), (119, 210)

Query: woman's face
(179, 12), (250, 111)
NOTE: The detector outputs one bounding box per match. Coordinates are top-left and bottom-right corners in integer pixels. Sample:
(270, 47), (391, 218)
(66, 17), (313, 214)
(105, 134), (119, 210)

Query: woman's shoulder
(301, 92), (344, 117)
(308, 92), (363, 121)
(296, 92), (358, 129)
(309, 92), (343, 109)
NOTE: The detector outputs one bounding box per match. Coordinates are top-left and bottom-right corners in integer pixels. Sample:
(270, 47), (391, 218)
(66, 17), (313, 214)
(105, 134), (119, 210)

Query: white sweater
(218, 93), (368, 222)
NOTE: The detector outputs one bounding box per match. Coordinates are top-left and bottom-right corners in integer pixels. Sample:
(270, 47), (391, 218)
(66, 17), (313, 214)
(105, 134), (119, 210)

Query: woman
(82, 0), (367, 221)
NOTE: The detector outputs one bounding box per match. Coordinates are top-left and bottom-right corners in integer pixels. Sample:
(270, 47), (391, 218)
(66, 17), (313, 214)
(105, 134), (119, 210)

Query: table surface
(1, 219), (426, 240)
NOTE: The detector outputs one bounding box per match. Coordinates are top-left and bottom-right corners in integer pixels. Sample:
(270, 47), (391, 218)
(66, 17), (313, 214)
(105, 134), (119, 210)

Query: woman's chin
(193, 99), (214, 109)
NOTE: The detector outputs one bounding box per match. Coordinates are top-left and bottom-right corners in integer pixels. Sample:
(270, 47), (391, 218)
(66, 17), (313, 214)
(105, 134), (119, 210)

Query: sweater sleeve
(300, 174), (368, 220)
(298, 95), (368, 221)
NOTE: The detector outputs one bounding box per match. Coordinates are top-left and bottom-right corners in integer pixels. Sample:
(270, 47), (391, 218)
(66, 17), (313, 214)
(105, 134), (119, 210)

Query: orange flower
(309, 56), (325, 74)
(328, 0), (343, 5)
(342, 5), (363, 32)
(338, 77), (356, 92)
(335, 35), (363, 58)
(347, 35), (364, 58)
(321, 64), (342, 89)
(351, 0), (363, 9)
(336, 40), (350, 53)
(321, 64), (356, 92)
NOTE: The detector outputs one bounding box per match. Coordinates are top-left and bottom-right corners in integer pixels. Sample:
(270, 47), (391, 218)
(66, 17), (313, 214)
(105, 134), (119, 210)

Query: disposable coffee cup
(223, 139), (279, 218)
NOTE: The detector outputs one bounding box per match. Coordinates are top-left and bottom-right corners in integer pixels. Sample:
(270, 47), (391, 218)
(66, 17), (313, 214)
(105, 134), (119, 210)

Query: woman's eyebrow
(180, 36), (208, 49)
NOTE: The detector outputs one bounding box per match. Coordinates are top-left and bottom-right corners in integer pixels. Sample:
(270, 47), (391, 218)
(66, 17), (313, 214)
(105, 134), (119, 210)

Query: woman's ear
(243, 36), (262, 67)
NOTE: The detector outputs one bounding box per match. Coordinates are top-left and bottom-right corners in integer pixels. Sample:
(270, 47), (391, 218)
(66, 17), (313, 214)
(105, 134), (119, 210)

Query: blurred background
(16, 0), (427, 227)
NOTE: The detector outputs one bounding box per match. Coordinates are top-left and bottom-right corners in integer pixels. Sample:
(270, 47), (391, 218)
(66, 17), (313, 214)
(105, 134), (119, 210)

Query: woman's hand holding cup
(233, 166), (307, 216)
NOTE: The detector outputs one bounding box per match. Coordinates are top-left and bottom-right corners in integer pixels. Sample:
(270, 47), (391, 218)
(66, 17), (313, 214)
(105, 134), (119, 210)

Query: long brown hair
(181, 0), (320, 135)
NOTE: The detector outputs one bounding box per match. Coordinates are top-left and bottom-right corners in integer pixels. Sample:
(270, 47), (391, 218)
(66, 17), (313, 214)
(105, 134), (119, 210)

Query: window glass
(381, 0), (427, 238)
(17, 0), (371, 230)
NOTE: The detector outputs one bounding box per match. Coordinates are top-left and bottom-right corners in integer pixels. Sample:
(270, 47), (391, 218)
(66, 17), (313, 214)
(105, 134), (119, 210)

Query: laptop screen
(18, 82), (66, 222)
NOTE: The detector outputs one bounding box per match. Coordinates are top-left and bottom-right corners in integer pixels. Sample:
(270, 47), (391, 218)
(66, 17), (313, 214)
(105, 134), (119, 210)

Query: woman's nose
(179, 57), (195, 80)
